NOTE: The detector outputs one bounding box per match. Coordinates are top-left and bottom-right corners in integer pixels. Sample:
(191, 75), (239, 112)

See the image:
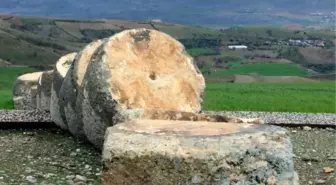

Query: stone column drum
(81, 28), (205, 148)
(13, 72), (43, 110)
(102, 120), (299, 185)
(50, 52), (77, 130)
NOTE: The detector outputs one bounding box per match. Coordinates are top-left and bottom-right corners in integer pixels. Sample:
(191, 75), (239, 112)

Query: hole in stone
(149, 72), (156, 80)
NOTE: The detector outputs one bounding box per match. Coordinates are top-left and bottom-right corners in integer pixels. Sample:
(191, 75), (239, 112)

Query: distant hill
(0, 14), (334, 76)
(0, 0), (335, 27)
(0, 14), (222, 67)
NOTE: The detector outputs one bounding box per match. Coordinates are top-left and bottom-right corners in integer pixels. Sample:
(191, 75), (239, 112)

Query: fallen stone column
(50, 52), (77, 130)
(30, 85), (38, 108)
(81, 28), (205, 148)
(102, 120), (299, 185)
(36, 70), (53, 112)
(59, 39), (106, 139)
(13, 72), (43, 110)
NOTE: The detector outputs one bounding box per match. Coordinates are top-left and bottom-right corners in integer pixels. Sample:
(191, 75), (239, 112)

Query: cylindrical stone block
(82, 28), (205, 148)
(102, 120), (299, 185)
(36, 70), (53, 112)
(50, 52), (77, 130)
(12, 72), (43, 110)
(59, 39), (106, 139)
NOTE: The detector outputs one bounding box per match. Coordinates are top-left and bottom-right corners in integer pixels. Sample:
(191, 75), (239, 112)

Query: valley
(0, 14), (335, 112)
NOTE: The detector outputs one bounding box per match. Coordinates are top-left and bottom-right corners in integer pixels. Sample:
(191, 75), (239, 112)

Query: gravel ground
(289, 127), (336, 185)
(0, 110), (52, 122)
(0, 129), (101, 185)
(0, 110), (335, 184)
(0, 110), (335, 126)
(0, 127), (335, 185)
(203, 111), (336, 126)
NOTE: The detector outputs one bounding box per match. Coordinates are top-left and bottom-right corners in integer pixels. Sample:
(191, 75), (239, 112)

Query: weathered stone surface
(13, 72), (43, 110)
(60, 39), (106, 139)
(138, 109), (264, 124)
(102, 120), (299, 185)
(50, 52), (77, 130)
(30, 85), (38, 108)
(81, 107), (263, 149)
(82, 28), (205, 148)
(36, 70), (53, 112)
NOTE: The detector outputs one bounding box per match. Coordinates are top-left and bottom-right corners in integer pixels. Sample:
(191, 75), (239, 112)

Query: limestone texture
(50, 52), (77, 130)
(60, 39), (106, 139)
(102, 119), (299, 185)
(12, 72), (43, 110)
(81, 28), (205, 148)
(36, 70), (53, 111)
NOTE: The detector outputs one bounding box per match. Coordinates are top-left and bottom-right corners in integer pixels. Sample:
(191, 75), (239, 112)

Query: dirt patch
(250, 58), (293, 64)
(231, 75), (317, 83)
(0, 15), (23, 26)
(56, 21), (120, 30)
(289, 127), (336, 185)
(0, 127), (334, 184)
(283, 24), (304, 30)
(309, 74), (336, 81)
(218, 48), (279, 59)
(299, 47), (335, 64)
(104, 20), (153, 29)
(0, 59), (11, 66)
(0, 129), (101, 185)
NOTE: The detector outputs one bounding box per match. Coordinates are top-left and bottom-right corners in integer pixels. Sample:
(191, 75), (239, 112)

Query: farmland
(1, 66), (334, 113)
(0, 15), (334, 113)
(0, 67), (37, 109)
(0, 15), (334, 74)
(186, 48), (218, 56)
(212, 63), (309, 76)
(203, 82), (335, 113)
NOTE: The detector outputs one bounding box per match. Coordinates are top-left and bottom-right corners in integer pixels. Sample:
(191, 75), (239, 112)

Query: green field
(203, 82), (335, 113)
(0, 67), (334, 113)
(0, 67), (37, 109)
(212, 63), (309, 76)
(186, 48), (217, 56)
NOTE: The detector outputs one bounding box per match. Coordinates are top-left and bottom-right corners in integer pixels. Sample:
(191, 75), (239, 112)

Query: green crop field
(203, 82), (335, 113)
(213, 63), (309, 76)
(186, 48), (217, 56)
(0, 67), (334, 113)
(0, 67), (37, 109)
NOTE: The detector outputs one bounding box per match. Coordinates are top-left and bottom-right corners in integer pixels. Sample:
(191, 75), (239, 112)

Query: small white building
(228, 45), (248, 49)
(151, 19), (162, 23)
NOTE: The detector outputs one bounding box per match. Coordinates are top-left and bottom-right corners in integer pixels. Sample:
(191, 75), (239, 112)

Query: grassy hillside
(0, 15), (334, 112)
(0, 30), (61, 67)
(0, 14), (334, 75)
(0, 15), (222, 67)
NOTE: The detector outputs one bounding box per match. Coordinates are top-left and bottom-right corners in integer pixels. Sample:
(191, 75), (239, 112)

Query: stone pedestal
(102, 120), (298, 185)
